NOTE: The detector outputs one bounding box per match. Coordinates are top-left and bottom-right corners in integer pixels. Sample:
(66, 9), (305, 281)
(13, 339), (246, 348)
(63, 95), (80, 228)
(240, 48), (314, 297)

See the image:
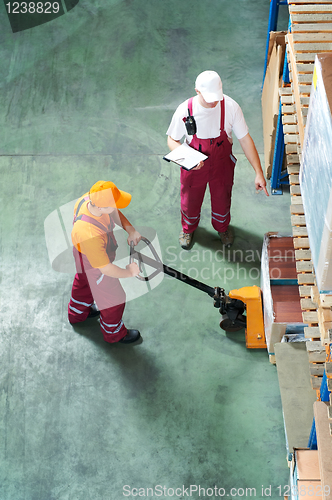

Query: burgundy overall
(68, 197), (127, 343)
(180, 97), (236, 234)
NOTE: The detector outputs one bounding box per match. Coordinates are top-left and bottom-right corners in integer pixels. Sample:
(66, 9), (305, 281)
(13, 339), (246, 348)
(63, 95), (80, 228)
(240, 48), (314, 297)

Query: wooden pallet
(311, 287), (332, 345)
(306, 288), (332, 397)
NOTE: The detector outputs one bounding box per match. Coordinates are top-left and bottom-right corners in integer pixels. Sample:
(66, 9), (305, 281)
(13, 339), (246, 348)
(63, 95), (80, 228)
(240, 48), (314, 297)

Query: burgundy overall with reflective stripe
(68, 197), (127, 343)
(180, 97), (236, 233)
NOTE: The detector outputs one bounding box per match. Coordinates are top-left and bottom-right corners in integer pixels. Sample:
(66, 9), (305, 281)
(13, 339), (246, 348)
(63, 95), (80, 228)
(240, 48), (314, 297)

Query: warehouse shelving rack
(263, 1), (332, 497)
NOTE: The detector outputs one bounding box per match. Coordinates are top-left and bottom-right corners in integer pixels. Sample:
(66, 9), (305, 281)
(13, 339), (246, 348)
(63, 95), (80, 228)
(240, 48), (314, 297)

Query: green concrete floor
(0, 1), (292, 499)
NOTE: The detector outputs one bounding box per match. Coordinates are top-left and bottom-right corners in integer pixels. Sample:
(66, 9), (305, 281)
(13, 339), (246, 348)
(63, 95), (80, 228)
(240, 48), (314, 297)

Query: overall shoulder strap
(75, 214), (109, 232)
(75, 197), (86, 218)
(188, 97), (194, 116)
(74, 210), (118, 252)
(220, 98), (225, 131)
(109, 215), (115, 230)
(74, 195), (90, 220)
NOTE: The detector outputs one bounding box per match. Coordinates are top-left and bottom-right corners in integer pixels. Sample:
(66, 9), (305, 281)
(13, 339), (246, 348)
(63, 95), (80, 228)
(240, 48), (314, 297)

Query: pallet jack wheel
(219, 314), (246, 332)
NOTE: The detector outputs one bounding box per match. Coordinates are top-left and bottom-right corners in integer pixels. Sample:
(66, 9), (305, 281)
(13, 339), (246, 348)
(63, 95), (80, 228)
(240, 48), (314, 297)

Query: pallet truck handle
(129, 237), (162, 282)
(129, 237), (219, 300)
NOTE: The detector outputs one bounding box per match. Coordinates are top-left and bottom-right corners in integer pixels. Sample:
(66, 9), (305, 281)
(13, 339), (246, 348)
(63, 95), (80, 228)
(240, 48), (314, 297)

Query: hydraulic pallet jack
(130, 237), (267, 349)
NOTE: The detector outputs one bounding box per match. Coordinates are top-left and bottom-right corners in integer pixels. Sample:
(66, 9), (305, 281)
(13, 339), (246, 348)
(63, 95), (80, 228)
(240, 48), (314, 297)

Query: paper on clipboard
(163, 142), (208, 170)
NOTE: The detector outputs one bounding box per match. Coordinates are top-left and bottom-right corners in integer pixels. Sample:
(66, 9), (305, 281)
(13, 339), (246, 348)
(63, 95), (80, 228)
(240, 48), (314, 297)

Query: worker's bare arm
(167, 136), (181, 151)
(98, 261), (140, 279)
(238, 133), (269, 196)
(112, 210), (141, 246)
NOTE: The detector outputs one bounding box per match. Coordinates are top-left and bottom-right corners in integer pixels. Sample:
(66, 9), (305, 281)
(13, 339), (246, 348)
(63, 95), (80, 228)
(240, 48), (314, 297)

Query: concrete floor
(0, 1), (292, 499)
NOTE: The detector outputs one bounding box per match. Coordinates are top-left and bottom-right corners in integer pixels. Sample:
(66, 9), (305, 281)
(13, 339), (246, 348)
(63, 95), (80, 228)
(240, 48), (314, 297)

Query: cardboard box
(295, 449), (320, 480)
(293, 449), (322, 498)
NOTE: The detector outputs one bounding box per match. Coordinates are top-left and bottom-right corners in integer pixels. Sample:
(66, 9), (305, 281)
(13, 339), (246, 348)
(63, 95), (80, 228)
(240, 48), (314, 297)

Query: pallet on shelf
(261, 234), (306, 364)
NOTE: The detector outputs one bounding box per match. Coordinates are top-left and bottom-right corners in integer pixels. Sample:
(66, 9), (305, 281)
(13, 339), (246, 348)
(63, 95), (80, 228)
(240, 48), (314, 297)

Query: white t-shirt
(166, 94), (248, 144)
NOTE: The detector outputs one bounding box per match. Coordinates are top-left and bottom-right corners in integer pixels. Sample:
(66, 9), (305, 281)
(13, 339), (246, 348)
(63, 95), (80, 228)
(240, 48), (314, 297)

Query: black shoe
(218, 226), (234, 247)
(87, 304), (100, 319)
(118, 329), (141, 344)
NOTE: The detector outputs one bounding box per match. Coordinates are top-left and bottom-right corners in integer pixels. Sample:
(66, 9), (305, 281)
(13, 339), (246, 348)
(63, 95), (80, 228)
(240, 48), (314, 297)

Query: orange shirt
(71, 193), (112, 269)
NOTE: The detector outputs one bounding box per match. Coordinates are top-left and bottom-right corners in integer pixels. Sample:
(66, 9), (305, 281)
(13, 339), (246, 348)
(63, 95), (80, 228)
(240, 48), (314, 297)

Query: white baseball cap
(195, 70), (223, 103)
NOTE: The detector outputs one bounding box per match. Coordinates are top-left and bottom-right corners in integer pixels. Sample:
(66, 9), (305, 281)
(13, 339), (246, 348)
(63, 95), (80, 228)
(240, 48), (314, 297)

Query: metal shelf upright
(308, 345), (332, 450)
(263, 0), (288, 86)
(270, 50), (290, 194)
(263, 0), (289, 194)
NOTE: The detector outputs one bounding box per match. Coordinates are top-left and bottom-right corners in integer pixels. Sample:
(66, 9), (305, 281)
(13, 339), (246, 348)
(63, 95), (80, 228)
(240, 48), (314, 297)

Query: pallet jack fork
(130, 238), (267, 350)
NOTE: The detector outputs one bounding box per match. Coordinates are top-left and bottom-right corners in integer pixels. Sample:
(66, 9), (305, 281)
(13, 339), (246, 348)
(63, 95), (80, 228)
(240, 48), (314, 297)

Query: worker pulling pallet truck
(130, 237), (266, 349)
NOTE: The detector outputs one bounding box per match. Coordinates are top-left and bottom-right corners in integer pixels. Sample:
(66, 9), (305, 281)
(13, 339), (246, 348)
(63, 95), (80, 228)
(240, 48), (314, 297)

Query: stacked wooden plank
(284, 0), (332, 392)
(287, 0), (332, 143)
(311, 288), (332, 345)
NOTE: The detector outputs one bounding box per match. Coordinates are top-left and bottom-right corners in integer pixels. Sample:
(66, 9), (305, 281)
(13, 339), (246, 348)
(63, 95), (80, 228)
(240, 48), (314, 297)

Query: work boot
(118, 329), (141, 344)
(87, 303), (100, 319)
(218, 226), (234, 247)
(179, 230), (194, 250)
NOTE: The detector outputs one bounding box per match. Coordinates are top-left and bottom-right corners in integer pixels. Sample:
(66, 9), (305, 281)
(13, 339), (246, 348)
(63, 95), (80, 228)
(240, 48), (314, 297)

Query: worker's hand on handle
(127, 230), (141, 246)
(126, 262), (141, 277)
(255, 173), (269, 196)
(192, 160), (204, 171)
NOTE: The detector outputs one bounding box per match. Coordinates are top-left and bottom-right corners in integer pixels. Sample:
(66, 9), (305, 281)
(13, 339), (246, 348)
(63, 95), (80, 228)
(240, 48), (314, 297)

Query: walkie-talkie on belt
(184, 107), (197, 135)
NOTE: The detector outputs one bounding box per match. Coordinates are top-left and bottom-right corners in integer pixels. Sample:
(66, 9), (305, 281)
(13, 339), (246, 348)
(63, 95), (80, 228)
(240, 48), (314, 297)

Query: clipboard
(163, 142), (208, 170)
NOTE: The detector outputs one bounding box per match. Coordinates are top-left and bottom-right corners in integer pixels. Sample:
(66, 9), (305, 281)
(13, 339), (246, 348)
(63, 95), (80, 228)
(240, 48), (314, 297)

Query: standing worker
(68, 180), (142, 344)
(166, 70), (269, 249)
